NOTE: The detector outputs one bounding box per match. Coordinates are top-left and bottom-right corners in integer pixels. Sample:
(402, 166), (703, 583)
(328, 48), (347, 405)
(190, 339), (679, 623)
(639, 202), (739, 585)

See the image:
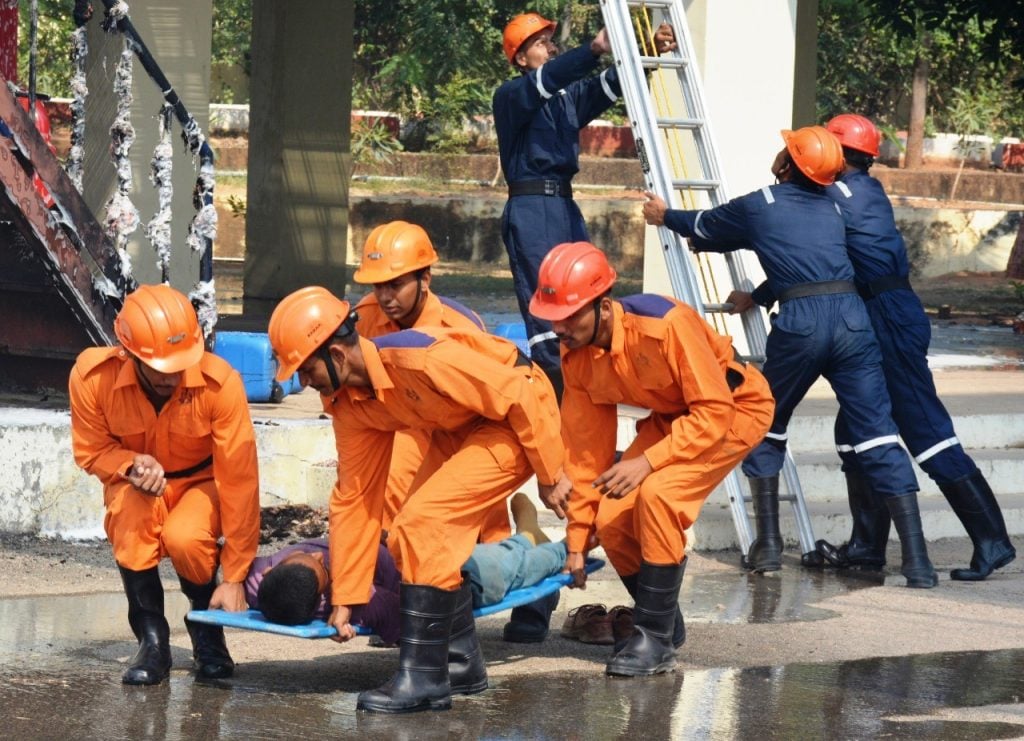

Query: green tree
(865, 0), (1024, 167)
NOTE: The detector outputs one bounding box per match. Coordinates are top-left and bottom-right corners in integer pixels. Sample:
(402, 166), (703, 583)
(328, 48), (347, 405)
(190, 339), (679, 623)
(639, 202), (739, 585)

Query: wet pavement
(5, 564), (1024, 740)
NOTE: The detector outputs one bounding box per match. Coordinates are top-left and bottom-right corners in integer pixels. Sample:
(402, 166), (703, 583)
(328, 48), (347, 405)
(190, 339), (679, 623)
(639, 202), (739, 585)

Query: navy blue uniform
(828, 170), (975, 485)
(493, 43), (620, 377)
(663, 182), (918, 499)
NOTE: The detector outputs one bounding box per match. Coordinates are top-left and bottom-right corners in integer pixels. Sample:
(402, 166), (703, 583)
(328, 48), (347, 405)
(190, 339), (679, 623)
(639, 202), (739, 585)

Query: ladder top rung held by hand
(623, 0), (675, 8)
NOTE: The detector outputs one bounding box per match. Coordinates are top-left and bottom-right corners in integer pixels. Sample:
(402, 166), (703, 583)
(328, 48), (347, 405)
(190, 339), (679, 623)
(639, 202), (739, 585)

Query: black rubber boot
(357, 583), (458, 713)
(816, 471), (891, 570)
(606, 560), (685, 677)
(616, 569), (685, 653)
(118, 565), (172, 685)
(941, 470), (1016, 581)
(448, 578), (487, 696)
(502, 590), (559, 643)
(886, 494), (938, 589)
(743, 476), (783, 572)
(179, 576), (235, 679)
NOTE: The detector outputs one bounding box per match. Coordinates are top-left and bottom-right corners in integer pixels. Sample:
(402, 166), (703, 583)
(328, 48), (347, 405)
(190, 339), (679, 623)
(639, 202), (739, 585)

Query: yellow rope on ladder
(633, 5), (728, 332)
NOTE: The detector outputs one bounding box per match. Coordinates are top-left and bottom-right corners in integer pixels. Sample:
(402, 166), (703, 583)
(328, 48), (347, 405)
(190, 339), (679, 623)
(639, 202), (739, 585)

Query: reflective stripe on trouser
(103, 477), (220, 584)
(741, 294), (918, 497)
(382, 427), (511, 542)
(595, 374), (774, 575)
(867, 290), (977, 485)
(501, 194), (589, 374)
(388, 420), (534, 591)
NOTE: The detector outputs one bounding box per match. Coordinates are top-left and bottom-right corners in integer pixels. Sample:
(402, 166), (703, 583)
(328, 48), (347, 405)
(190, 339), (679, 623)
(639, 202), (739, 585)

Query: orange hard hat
(353, 221), (439, 284)
(503, 12), (556, 64)
(114, 284), (204, 373)
(781, 126), (845, 186)
(825, 113), (881, 157)
(529, 242), (617, 321)
(268, 286), (353, 381)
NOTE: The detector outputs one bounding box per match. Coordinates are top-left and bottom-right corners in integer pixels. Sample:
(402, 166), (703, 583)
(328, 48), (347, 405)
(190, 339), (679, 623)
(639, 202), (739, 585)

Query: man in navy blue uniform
(803, 115), (1012, 581)
(493, 12), (674, 399)
(642, 125), (938, 588)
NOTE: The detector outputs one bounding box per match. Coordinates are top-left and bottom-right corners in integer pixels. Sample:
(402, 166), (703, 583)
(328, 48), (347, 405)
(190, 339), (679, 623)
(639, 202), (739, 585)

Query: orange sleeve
(425, 345), (564, 486)
(641, 310), (736, 471)
(68, 360), (135, 485)
(328, 402), (395, 606)
(559, 367), (618, 553)
(207, 370), (261, 582)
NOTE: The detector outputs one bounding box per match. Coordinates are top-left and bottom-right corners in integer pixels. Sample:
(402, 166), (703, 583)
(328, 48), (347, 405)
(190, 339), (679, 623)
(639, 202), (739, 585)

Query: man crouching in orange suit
(69, 284), (260, 685)
(530, 242), (774, 677)
(267, 286), (568, 713)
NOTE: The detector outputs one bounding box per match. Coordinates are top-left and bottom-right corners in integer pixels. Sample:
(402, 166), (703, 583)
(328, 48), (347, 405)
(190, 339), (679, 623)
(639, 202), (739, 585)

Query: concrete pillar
(243, 0), (353, 316)
(83, 0), (212, 291)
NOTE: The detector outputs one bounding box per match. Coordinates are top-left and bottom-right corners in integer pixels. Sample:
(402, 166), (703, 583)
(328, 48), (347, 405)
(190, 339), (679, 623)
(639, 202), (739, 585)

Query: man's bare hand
(593, 455), (654, 500)
(563, 551), (587, 589)
(591, 28), (611, 56)
(328, 605), (357, 643)
(653, 23), (677, 54)
(125, 454), (167, 496)
(209, 581), (247, 612)
(726, 290), (755, 314)
(538, 473), (572, 520)
(642, 191), (668, 226)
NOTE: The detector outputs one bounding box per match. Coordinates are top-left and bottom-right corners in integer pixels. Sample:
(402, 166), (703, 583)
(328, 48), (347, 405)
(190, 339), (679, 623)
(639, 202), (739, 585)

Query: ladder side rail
(600, 0), (705, 311)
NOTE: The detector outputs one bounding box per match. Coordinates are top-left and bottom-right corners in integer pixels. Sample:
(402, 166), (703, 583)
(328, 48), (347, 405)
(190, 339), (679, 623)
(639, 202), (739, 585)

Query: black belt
(165, 455), (214, 479)
(508, 179), (573, 198)
(778, 280), (857, 304)
(858, 275), (911, 300)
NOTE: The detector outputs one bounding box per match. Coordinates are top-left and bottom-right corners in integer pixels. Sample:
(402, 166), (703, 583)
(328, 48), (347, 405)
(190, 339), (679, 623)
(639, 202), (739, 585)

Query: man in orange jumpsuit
(69, 284), (260, 685)
(267, 286), (567, 713)
(529, 242), (774, 677)
(352, 219), (557, 643)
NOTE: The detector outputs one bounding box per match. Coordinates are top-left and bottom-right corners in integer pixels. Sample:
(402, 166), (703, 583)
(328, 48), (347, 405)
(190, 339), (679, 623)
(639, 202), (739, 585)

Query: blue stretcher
(187, 558), (605, 639)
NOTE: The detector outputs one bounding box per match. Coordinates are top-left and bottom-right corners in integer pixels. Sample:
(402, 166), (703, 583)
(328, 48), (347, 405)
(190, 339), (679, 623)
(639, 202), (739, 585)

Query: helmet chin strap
(317, 344), (342, 393)
(588, 299), (602, 345)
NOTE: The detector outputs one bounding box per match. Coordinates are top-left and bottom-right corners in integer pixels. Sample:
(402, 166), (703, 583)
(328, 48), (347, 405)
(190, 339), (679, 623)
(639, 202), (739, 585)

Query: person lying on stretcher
(245, 493), (567, 645)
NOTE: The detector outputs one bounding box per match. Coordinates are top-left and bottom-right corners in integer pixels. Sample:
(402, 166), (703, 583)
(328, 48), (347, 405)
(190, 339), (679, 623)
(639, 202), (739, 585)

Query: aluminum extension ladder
(599, 0), (819, 563)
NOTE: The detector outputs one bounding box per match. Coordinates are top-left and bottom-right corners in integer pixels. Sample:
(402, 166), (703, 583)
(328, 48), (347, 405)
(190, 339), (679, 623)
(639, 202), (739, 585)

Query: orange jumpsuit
(355, 290), (512, 542)
(69, 347), (260, 584)
(323, 329), (563, 605)
(561, 296), (774, 575)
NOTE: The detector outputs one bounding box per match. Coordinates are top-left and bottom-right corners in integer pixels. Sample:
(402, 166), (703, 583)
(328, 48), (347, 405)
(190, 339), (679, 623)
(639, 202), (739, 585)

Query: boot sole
(450, 679), (489, 696)
(356, 697), (452, 713)
(605, 660), (677, 677)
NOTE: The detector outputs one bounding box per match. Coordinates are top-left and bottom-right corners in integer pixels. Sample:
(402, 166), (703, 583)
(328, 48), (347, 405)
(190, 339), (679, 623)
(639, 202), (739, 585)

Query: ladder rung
(655, 117), (704, 130)
(640, 57), (689, 70)
(703, 302), (735, 313)
(672, 178), (720, 191)
(624, 0), (674, 7)
(739, 353), (765, 364)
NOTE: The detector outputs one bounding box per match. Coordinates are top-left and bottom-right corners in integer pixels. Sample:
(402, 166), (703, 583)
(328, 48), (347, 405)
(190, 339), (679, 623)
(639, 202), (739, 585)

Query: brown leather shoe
(608, 605), (635, 647)
(560, 604), (614, 645)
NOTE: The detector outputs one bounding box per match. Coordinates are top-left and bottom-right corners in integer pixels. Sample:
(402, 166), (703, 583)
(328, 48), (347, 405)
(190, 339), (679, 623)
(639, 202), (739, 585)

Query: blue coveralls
(663, 182), (918, 499)
(828, 169), (977, 485)
(493, 43), (621, 377)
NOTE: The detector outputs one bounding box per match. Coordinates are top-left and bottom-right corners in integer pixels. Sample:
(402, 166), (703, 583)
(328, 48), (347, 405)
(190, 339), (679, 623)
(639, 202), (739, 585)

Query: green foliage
(351, 119), (404, 164)
(1010, 281), (1024, 306)
(212, 0), (251, 74)
(17, 0), (74, 97)
(818, 0), (1024, 138)
(226, 193), (247, 217)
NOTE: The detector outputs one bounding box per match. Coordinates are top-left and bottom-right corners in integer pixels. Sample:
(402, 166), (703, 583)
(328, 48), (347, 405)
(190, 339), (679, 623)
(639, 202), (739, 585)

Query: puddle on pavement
(4, 587), (1023, 739)
(679, 564), (884, 624)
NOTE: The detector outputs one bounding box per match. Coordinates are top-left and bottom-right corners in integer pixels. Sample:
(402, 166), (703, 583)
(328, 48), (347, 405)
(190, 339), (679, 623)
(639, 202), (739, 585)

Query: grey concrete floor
(3, 536), (1024, 739)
